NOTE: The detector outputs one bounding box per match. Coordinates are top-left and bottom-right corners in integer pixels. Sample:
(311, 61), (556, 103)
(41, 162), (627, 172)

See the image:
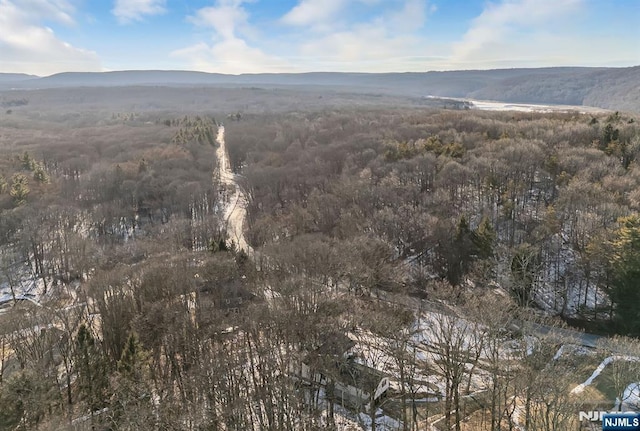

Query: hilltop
(1, 66), (638, 112)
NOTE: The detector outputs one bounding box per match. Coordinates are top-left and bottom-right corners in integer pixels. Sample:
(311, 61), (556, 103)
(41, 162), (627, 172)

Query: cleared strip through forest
(215, 125), (251, 254)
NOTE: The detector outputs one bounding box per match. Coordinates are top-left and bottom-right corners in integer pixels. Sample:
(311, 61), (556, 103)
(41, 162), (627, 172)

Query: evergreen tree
(473, 216), (495, 259)
(111, 332), (153, 429)
(32, 163), (50, 184)
(9, 173), (29, 205)
(602, 123), (619, 148)
(441, 216), (496, 286)
(75, 325), (109, 413)
(117, 332), (148, 378)
(609, 215), (640, 336)
(21, 151), (35, 171)
(0, 370), (53, 429)
(444, 216), (474, 285)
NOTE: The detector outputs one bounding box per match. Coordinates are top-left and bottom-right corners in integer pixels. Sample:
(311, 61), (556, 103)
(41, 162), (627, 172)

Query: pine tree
(602, 123), (620, 149)
(32, 163), (50, 184)
(446, 216), (475, 285)
(75, 324), (109, 413)
(117, 332), (148, 378)
(21, 151), (36, 171)
(9, 173), (29, 205)
(609, 215), (640, 336)
(0, 370), (52, 429)
(111, 332), (153, 429)
(473, 216), (495, 259)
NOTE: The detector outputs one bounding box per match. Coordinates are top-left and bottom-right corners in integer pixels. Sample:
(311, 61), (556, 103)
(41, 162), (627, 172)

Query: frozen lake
(469, 99), (607, 114)
(426, 96), (608, 114)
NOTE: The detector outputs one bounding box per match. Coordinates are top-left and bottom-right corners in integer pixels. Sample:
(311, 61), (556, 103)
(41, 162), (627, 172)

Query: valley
(0, 85), (639, 430)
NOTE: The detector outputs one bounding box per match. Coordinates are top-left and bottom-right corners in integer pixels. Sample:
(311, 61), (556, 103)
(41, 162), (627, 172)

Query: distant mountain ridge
(0, 73), (38, 83)
(0, 66), (638, 112)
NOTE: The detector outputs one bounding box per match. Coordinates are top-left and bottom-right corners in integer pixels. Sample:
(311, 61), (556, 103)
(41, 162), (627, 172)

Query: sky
(1, 0), (638, 76)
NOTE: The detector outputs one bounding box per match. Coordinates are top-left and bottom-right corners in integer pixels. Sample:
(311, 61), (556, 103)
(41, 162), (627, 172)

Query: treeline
(0, 99), (28, 108)
(226, 108), (640, 333)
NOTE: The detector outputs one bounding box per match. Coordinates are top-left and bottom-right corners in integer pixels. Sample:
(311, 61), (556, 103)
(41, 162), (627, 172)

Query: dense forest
(0, 89), (639, 430)
(226, 108), (640, 328)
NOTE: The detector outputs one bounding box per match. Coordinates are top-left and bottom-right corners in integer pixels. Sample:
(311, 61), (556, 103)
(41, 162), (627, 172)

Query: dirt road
(216, 126), (251, 254)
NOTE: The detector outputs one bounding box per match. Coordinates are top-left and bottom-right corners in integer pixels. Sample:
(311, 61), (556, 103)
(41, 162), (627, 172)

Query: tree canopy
(610, 215), (640, 336)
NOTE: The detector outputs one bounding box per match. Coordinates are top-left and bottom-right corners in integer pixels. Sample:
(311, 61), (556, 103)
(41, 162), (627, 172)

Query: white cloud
(281, 0), (349, 27)
(295, 24), (438, 72)
(280, 0), (438, 72)
(281, 0), (386, 28)
(175, 0), (438, 73)
(174, 0), (633, 74)
(173, 39), (291, 74)
(0, 0), (101, 75)
(112, 0), (166, 24)
(16, 0), (76, 24)
(188, 1), (249, 40)
(173, 0), (291, 74)
(388, 0), (428, 32)
(451, 0), (586, 67)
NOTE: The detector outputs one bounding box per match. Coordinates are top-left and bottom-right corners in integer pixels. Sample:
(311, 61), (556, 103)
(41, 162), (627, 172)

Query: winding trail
(571, 355), (640, 394)
(216, 126), (252, 254)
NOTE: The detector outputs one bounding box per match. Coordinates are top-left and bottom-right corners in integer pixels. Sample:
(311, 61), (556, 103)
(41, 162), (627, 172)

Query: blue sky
(1, 0), (638, 76)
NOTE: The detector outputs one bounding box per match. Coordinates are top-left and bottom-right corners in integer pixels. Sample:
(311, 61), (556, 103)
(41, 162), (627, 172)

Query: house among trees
(297, 333), (390, 410)
(333, 361), (391, 410)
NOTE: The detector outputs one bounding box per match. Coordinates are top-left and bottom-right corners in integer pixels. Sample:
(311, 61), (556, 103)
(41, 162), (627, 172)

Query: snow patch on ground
(552, 344), (592, 361)
(0, 268), (47, 310)
(317, 389), (402, 430)
(571, 355), (640, 394)
(358, 409), (402, 430)
(530, 232), (610, 317)
(622, 383), (640, 411)
(552, 345), (565, 361)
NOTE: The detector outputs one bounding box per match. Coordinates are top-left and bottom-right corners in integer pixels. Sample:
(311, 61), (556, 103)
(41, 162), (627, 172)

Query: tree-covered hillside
(2, 66), (639, 112)
(1, 91), (639, 430)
